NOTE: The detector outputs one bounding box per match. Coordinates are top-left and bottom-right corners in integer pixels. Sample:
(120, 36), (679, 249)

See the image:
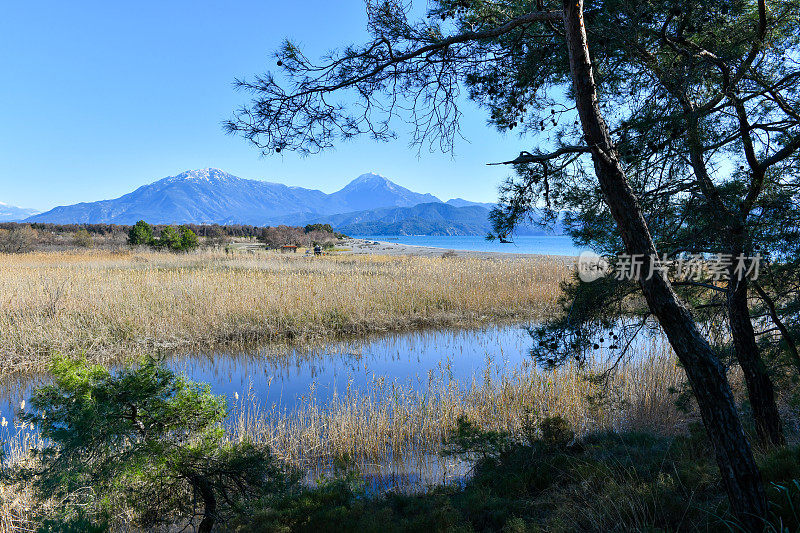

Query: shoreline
(340, 238), (577, 260)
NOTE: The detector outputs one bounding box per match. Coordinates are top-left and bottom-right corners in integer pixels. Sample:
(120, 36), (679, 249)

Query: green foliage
(539, 415), (574, 448)
(156, 225), (181, 250)
(765, 479), (800, 532)
(72, 228), (93, 248)
(756, 446), (800, 530)
(239, 419), (793, 532)
(127, 220), (154, 246)
(304, 223), (334, 234)
(129, 221), (198, 251)
(177, 224), (199, 251)
(153, 225), (198, 251)
(442, 416), (511, 461)
(17, 357), (288, 531)
(36, 508), (110, 533)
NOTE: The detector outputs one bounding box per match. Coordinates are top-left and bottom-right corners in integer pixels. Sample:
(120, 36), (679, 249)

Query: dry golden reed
(0, 250), (571, 376)
(228, 343), (686, 490)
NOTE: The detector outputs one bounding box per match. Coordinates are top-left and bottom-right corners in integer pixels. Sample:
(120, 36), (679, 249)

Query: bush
(72, 228), (94, 248)
(0, 225), (38, 253)
(156, 225), (182, 249)
(178, 225), (199, 251)
(304, 223), (334, 234)
(127, 220), (154, 246)
(16, 357), (289, 532)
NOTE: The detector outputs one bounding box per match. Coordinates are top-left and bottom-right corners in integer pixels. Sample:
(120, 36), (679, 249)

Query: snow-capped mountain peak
(25, 170), (444, 225)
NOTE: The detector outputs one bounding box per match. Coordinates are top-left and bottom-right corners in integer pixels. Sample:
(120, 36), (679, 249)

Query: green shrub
(16, 356), (289, 532)
(156, 225), (181, 249)
(766, 479), (800, 532)
(127, 220), (154, 246)
(72, 228), (94, 248)
(539, 416), (574, 448)
(36, 508), (109, 533)
(178, 224), (199, 251)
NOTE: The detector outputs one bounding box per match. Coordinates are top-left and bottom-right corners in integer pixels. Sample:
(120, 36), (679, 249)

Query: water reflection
(168, 325), (534, 414)
(0, 325), (534, 444)
(0, 323), (677, 492)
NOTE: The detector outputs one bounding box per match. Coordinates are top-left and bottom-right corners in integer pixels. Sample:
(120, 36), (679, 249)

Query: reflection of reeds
(0, 423), (42, 532)
(229, 343), (686, 491)
(0, 250), (571, 376)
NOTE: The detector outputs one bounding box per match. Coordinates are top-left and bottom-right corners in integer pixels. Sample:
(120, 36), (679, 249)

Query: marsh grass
(0, 250), (571, 376)
(0, 425), (42, 533)
(228, 342), (688, 491)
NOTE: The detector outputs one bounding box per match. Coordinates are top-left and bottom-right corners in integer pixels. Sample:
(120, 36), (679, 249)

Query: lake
(0, 325), (537, 429)
(353, 235), (583, 256)
(0, 322), (673, 491)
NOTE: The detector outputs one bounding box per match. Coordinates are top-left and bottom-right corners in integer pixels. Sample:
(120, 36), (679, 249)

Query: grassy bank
(0, 250), (571, 375)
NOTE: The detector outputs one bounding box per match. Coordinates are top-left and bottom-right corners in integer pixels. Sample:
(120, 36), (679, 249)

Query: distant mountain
(446, 198), (497, 210)
(28, 169), (329, 225)
(26, 169), (444, 226)
(0, 202), (40, 222)
(304, 202), (561, 237)
(25, 168), (561, 236)
(328, 173), (441, 212)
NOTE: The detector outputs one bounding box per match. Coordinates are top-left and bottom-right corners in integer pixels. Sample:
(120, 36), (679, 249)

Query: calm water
(169, 325), (535, 412)
(0, 323), (664, 490)
(354, 235), (582, 256)
(0, 325), (537, 435)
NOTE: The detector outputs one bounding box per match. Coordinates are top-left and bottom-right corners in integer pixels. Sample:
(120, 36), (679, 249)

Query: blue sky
(0, 1), (531, 211)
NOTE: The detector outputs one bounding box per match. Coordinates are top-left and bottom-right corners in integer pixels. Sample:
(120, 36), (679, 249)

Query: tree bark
(561, 0), (766, 527)
(728, 260), (785, 446)
(195, 476), (217, 533)
(753, 280), (800, 375)
(684, 112), (784, 447)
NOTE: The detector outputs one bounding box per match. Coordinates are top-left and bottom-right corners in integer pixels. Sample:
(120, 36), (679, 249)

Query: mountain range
(0, 202), (39, 222)
(21, 168), (561, 236)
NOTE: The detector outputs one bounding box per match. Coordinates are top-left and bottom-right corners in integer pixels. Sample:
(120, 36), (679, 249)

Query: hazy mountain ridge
(445, 198), (497, 210)
(303, 202), (562, 236)
(24, 168), (562, 236)
(0, 202), (40, 222)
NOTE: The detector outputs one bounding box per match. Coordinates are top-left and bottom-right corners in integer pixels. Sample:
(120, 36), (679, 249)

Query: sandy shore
(340, 238), (574, 260)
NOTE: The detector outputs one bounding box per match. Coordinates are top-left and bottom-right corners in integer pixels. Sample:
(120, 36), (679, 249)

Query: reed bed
(229, 342), (687, 490)
(0, 250), (571, 376)
(0, 426), (42, 533)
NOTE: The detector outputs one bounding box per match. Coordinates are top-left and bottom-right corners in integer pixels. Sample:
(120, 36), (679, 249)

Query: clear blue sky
(0, 1), (532, 211)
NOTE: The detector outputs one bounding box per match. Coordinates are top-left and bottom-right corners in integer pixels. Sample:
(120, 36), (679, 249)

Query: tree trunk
(753, 280), (800, 375)
(195, 476), (217, 533)
(561, 0), (767, 527)
(728, 272), (785, 446)
(685, 111), (784, 447)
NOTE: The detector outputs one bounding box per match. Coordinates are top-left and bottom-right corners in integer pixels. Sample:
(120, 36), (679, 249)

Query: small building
(280, 245), (298, 254)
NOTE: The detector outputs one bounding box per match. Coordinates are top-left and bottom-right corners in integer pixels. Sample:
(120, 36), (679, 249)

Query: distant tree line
(257, 223), (346, 249)
(0, 221), (265, 238)
(0, 221), (346, 254)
